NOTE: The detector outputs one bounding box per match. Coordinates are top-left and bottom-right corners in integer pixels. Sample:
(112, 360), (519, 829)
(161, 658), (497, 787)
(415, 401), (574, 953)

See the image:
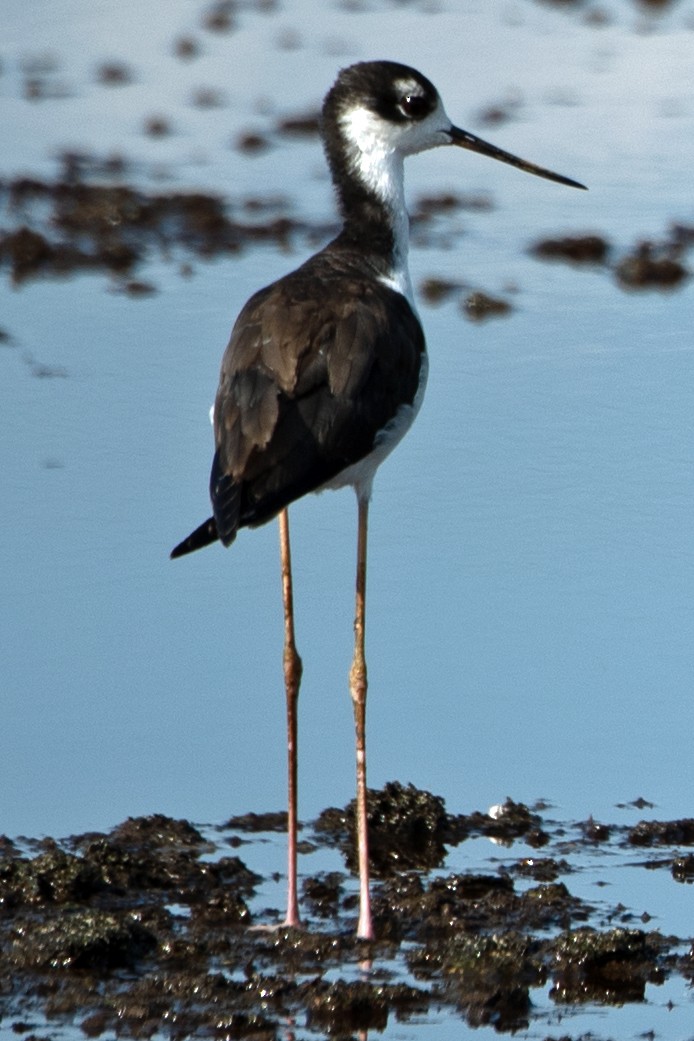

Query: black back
(210, 240), (424, 546)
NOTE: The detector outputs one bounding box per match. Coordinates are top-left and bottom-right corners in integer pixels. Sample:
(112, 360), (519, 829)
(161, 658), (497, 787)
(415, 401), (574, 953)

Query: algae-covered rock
(10, 908), (157, 970)
(549, 927), (666, 1004)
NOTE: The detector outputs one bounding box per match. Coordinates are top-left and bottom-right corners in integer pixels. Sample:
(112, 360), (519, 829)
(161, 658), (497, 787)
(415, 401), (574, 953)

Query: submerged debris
(95, 61), (135, 87)
(615, 240), (688, 289)
(628, 817), (694, 846)
(225, 810), (289, 832)
(581, 817), (611, 843)
(305, 979), (427, 1034)
(0, 170), (306, 286)
(531, 233), (610, 264)
(427, 931), (542, 1032)
(419, 275), (466, 304)
(531, 226), (691, 291)
(10, 910), (158, 971)
(549, 927), (666, 1004)
(463, 289), (513, 321)
(439, 797), (550, 849)
(275, 111), (321, 138)
(2, 160), (692, 322)
(672, 854), (694, 883)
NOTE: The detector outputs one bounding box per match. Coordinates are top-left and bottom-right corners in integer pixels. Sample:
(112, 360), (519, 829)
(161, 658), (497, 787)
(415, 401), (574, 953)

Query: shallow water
(1, 1), (694, 1036)
(2, 799), (694, 1041)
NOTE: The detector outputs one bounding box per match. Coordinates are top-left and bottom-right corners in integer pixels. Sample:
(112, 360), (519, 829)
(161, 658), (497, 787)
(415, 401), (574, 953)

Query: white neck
(338, 106), (415, 307)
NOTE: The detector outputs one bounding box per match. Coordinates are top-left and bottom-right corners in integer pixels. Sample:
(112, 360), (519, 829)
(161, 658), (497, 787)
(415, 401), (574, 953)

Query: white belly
(319, 352), (429, 501)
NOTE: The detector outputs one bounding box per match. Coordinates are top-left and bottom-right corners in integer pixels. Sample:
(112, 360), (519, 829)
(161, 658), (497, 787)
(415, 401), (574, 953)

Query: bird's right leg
(279, 507), (302, 928)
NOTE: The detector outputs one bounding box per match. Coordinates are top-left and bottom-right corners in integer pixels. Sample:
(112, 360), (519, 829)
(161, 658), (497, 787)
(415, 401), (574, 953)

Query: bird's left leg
(279, 507), (302, 928)
(350, 495), (374, 940)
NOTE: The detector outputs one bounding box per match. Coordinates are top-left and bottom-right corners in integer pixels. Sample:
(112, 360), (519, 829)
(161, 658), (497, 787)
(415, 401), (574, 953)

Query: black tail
(170, 517), (220, 559)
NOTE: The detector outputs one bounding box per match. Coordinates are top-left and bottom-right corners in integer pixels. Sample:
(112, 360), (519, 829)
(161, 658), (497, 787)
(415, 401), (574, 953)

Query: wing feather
(210, 248), (424, 543)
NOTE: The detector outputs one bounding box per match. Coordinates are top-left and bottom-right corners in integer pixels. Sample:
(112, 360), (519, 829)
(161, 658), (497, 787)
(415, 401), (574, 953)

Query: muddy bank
(1, 784), (693, 1039)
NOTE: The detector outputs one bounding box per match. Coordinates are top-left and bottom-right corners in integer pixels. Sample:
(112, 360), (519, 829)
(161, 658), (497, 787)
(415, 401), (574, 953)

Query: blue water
(3, 0), (693, 813)
(3, 0), (693, 832)
(1, 2), (694, 1035)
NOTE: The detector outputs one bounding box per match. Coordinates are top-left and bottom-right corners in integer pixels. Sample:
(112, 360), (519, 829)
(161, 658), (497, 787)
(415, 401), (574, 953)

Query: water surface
(1, 2), (693, 1035)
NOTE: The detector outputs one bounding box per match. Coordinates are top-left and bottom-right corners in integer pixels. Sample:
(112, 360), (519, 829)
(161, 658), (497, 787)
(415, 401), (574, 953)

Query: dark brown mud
(531, 227), (692, 290)
(0, 167), (485, 289)
(462, 289), (513, 321)
(1, 785), (693, 1039)
(4, 164), (690, 329)
(0, 164), (307, 287)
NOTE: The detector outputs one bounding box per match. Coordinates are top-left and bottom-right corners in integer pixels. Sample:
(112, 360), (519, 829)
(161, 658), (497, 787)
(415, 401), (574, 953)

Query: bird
(171, 60), (585, 940)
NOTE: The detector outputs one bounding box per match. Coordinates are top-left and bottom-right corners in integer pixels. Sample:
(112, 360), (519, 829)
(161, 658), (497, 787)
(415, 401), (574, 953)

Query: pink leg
(350, 496), (373, 940)
(279, 508), (302, 928)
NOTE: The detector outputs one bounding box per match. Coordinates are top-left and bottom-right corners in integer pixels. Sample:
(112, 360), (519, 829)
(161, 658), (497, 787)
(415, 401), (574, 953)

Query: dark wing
(212, 257), (424, 546)
(171, 250), (425, 558)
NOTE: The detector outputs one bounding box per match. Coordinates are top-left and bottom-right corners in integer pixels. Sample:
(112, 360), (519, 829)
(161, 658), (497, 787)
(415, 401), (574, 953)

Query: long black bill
(448, 125), (586, 190)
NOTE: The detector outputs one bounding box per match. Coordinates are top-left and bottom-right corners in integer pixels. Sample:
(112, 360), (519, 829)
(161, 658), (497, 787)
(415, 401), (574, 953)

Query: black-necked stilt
(172, 60), (585, 940)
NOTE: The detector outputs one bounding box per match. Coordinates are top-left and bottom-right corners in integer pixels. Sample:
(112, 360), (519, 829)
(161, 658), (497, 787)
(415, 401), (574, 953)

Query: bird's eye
(399, 93), (429, 120)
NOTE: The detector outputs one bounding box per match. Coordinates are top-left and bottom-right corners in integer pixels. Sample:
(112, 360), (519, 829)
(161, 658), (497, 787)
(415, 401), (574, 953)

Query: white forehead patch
(393, 76), (424, 97)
